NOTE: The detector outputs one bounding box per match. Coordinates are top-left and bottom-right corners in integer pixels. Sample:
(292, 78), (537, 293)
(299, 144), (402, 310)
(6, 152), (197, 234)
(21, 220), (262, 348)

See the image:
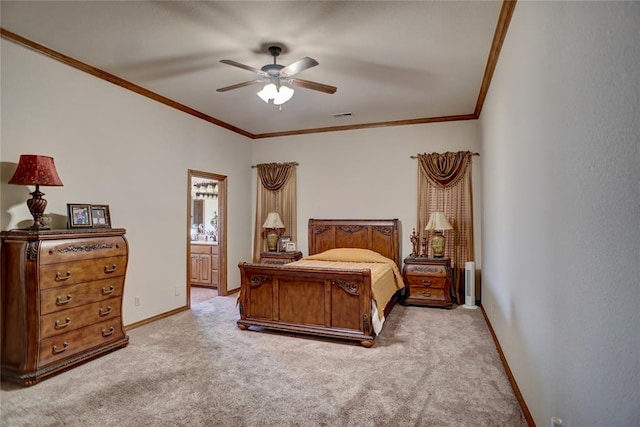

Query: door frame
(187, 169), (228, 307)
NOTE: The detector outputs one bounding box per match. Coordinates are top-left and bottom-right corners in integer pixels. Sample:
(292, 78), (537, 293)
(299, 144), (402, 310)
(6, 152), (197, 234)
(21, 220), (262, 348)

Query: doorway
(187, 169), (227, 308)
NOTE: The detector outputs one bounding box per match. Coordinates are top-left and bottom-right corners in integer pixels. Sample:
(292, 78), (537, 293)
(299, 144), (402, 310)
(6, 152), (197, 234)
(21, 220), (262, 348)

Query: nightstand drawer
(405, 275), (447, 289)
(408, 288), (446, 301)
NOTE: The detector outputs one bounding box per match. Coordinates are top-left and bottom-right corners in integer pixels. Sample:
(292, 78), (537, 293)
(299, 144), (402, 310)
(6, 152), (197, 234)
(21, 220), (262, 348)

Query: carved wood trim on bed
(308, 218), (400, 268)
(237, 218), (401, 347)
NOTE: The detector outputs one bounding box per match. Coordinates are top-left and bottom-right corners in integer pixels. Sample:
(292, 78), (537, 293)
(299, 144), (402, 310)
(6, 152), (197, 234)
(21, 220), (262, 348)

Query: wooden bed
(237, 218), (402, 347)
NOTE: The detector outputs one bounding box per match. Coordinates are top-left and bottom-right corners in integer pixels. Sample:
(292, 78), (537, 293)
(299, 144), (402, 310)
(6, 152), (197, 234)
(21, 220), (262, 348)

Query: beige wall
(479, 2), (640, 425)
(1, 39), (253, 325)
(251, 123), (482, 263)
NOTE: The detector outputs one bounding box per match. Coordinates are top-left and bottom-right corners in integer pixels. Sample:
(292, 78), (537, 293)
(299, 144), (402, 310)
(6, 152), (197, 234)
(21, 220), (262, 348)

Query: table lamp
(8, 154), (64, 230)
(425, 212), (453, 258)
(262, 212), (285, 252)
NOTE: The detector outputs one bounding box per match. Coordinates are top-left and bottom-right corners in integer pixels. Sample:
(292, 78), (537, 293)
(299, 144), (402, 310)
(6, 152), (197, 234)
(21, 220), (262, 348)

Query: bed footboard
(237, 262), (376, 347)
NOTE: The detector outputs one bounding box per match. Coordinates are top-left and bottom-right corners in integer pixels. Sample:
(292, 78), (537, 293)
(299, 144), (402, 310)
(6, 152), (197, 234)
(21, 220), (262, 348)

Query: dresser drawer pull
(420, 291), (432, 297)
(104, 264), (118, 274)
(55, 271), (72, 281)
(56, 294), (73, 305)
(55, 317), (72, 329)
(52, 342), (68, 354)
(102, 326), (115, 337)
(421, 280), (432, 287)
(101, 285), (115, 295)
(99, 306), (112, 316)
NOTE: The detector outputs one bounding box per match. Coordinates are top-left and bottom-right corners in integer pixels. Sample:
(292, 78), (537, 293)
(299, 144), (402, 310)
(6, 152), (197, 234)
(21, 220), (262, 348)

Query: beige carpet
(1, 295), (525, 426)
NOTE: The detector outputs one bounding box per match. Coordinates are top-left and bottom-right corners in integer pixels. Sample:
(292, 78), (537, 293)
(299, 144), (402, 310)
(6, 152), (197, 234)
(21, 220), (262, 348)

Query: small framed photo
(67, 204), (93, 228)
(278, 235), (291, 252)
(285, 242), (297, 252)
(91, 204), (111, 228)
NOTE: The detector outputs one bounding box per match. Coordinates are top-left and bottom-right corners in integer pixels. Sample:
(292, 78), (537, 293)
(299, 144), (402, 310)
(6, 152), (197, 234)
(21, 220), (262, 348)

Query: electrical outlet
(174, 286), (180, 296)
(134, 296), (140, 307)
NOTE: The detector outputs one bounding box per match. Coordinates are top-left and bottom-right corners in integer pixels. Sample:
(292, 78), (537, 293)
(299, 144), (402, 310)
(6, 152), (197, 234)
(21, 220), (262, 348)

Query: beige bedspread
(288, 248), (405, 321)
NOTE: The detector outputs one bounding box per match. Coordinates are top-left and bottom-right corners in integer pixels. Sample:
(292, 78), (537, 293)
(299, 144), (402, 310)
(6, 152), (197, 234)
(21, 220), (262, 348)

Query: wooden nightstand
(402, 257), (453, 309)
(259, 251), (303, 265)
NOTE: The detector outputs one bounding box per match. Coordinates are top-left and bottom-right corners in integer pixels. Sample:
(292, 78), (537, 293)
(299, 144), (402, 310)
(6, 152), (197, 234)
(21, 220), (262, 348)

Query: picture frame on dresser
(285, 241), (297, 252)
(278, 235), (291, 252)
(66, 203), (93, 228)
(90, 204), (111, 228)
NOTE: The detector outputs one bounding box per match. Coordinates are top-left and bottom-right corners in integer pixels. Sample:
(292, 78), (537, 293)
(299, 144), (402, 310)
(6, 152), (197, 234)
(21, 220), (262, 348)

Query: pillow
(305, 248), (392, 264)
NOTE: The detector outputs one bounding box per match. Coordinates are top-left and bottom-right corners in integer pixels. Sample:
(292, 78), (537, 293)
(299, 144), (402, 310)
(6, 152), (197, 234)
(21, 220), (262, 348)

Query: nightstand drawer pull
(420, 291), (432, 297)
(102, 326), (115, 337)
(101, 285), (115, 295)
(54, 317), (72, 329)
(99, 306), (112, 316)
(52, 342), (68, 354)
(56, 294), (73, 305)
(421, 280), (432, 287)
(56, 271), (72, 281)
(104, 264), (118, 274)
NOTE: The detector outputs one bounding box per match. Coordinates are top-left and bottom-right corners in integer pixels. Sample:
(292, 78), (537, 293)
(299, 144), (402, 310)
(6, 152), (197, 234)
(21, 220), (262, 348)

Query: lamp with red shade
(8, 155), (64, 230)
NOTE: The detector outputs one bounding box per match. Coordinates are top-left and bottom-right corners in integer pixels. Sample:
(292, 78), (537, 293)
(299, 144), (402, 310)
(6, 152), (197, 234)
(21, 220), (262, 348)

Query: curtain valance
(256, 162), (298, 191)
(417, 151), (475, 187)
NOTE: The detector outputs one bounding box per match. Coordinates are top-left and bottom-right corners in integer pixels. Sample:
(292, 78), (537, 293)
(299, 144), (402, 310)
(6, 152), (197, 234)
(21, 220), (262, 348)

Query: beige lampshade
(425, 212), (453, 231)
(262, 212), (285, 229)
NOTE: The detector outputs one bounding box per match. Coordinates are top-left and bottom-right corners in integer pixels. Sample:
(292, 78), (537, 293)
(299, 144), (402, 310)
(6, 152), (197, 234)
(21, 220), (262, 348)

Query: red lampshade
(8, 155), (64, 186)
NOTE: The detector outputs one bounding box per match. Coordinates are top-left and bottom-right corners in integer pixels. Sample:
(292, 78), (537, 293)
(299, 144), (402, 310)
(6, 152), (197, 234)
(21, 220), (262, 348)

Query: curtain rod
(410, 152), (479, 159)
(251, 162), (299, 168)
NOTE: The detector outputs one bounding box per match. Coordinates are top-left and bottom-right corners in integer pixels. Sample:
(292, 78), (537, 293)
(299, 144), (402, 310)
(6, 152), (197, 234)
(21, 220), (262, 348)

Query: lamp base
(431, 231), (446, 258)
(266, 229), (279, 252)
(26, 186), (50, 230)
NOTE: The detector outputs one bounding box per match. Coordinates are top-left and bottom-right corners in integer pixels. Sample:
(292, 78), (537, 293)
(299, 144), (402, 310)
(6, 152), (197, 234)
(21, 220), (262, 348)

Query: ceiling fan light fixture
(257, 83), (294, 105)
(273, 85), (294, 105)
(257, 83), (277, 103)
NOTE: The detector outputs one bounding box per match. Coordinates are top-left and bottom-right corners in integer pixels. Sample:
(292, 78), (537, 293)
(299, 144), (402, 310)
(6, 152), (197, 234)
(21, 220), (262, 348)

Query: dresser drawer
(38, 318), (125, 368)
(407, 288), (446, 302)
(405, 275), (447, 289)
(40, 298), (122, 339)
(39, 255), (127, 290)
(41, 278), (124, 315)
(40, 236), (127, 265)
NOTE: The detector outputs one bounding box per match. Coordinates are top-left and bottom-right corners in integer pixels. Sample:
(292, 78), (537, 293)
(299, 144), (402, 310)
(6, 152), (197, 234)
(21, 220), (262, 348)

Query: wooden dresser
(402, 257), (453, 309)
(1, 228), (129, 386)
(190, 242), (218, 287)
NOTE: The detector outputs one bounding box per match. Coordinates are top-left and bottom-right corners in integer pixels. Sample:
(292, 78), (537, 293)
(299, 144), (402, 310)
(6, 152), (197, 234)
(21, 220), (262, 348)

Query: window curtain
(416, 151), (475, 303)
(253, 162), (298, 262)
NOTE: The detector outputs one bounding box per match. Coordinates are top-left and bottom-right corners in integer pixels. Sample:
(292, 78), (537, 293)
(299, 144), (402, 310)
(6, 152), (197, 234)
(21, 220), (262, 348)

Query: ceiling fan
(217, 46), (337, 106)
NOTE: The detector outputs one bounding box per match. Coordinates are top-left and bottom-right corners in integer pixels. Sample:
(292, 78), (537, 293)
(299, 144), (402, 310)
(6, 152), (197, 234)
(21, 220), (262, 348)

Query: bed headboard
(307, 219), (401, 268)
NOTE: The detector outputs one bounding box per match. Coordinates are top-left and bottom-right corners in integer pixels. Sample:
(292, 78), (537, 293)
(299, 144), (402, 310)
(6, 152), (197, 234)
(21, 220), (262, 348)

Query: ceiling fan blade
(280, 57), (319, 78)
(216, 79), (264, 92)
(289, 78), (337, 94)
(220, 59), (266, 75)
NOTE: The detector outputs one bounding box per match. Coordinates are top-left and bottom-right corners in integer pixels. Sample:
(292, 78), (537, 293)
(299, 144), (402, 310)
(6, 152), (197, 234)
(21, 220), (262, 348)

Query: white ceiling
(1, 1), (506, 137)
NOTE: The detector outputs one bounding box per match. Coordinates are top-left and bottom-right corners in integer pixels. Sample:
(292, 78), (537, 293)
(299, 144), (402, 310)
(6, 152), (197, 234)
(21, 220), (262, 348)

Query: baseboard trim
(480, 305), (536, 427)
(125, 306), (189, 331)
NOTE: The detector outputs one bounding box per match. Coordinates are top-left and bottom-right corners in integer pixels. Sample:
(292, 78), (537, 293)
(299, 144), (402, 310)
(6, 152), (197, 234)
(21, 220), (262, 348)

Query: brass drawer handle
(55, 317), (71, 329)
(101, 285), (115, 295)
(99, 306), (112, 316)
(421, 280), (432, 287)
(55, 271), (72, 281)
(56, 294), (73, 305)
(420, 291), (432, 297)
(102, 326), (115, 337)
(104, 264), (118, 274)
(52, 342), (68, 354)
